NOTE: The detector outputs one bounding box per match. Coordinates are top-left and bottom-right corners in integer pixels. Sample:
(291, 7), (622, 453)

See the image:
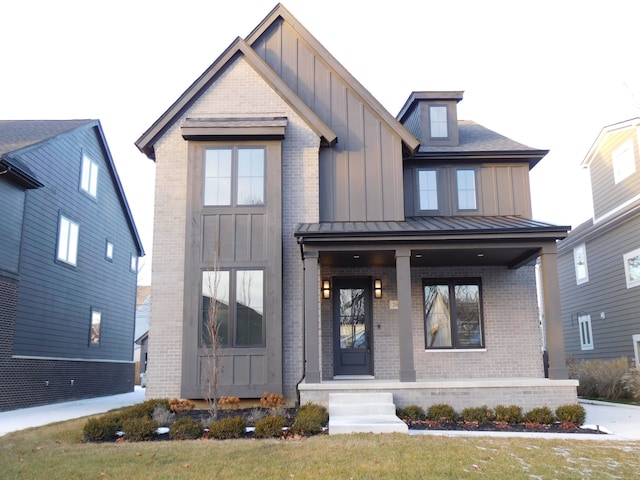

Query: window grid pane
(204, 149), (232, 205)
(202, 271), (230, 346)
(457, 170), (477, 210)
(235, 270), (264, 345)
(430, 106), (448, 138)
(237, 148), (265, 205)
(57, 216), (79, 266)
(418, 170), (438, 210)
(81, 155), (98, 197)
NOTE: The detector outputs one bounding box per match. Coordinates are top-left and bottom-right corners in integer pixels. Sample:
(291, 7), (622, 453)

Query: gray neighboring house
(136, 3), (577, 411)
(134, 286), (151, 385)
(559, 118), (640, 366)
(0, 120), (144, 411)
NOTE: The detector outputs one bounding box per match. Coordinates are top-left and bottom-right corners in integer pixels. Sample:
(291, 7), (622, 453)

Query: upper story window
(57, 214), (79, 266)
(424, 278), (483, 349)
(573, 243), (589, 285)
(429, 105), (448, 138)
(623, 247), (640, 289)
(418, 169), (438, 211)
(105, 240), (114, 261)
(130, 254), (138, 274)
(612, 140), (636, 184)
(204, 147), (265, 206)
(456, 169), (477, 210)
(80, 154), (99, 198)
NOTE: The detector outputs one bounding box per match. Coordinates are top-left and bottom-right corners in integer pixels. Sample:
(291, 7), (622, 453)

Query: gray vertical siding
(12, 125), (138, 361)
(252, 19), (405, 222)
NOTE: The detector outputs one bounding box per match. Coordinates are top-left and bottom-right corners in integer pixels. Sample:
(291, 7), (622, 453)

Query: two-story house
(0, 120), (144, 411)
(136, 3), (577, 411)
(559, 118), (640, 367)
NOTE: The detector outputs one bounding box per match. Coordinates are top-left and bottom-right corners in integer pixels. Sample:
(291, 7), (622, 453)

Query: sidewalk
(1, 389), (639, 440)
(0, 387), (145, 437)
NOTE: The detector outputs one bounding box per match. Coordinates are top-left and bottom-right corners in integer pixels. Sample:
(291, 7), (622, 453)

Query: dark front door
(333, 278), (373, 376)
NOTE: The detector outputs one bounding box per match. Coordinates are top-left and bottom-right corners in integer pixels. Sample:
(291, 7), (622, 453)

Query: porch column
(539, 243), (569, 379)
(303, 250), (321, 383)
(396, 248), (416, 382)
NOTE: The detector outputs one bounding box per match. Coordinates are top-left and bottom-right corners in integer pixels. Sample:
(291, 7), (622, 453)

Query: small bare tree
(202, 248), (225, 419)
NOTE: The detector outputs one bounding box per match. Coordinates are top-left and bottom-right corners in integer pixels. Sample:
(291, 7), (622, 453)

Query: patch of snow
(156, 427), (170, 435)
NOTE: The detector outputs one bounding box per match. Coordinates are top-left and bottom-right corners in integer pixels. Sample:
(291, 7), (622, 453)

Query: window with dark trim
(204, 147), (265, 206)
(105, 240), (114, 262)
(89, 309), (102, 346)
(429, 105), (448, 138)
(456, 169), (477, 210)
(57, 214), (79, 266)
(417, 169), (438, 211)
(201, 269), (264, 347)
(424, 278), (483, 349)
(80, 153), (99, 198)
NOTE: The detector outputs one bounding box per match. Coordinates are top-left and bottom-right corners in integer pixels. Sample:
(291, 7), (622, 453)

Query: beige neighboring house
(135, 3), (577, 411)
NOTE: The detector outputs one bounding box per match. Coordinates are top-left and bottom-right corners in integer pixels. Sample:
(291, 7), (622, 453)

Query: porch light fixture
(374, 279), (382, 298)
(322, 280), (331, 299)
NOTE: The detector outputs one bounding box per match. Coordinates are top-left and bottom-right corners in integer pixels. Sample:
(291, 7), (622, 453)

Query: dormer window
(429, 106), (448, 138)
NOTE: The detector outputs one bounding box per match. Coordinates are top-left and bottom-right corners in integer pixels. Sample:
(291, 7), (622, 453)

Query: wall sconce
(374, 279), (382, 298)
(322, 280), (331, 299)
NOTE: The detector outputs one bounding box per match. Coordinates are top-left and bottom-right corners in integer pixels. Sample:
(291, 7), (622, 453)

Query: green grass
(1, 417), (640, 479)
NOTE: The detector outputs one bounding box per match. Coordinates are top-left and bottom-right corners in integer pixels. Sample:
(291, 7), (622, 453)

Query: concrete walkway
(1, 389), (639, 440)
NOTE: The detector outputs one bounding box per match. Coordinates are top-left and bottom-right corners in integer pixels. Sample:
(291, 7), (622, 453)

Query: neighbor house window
(424, 278), (483, 349)
(130, 254), (137, 273)
(456, 169), (477, 210)
(80, 154), (99, 197)
(90, 309), (102, 346)
(612, 140), (635, 184)
(623, 247), (640, 289)
(57, 214), (79, 266)
(578, 314), (593, 350)
(204, 147), (265, 206)
(574, 243), (589, 285)
(202, 269), (264, 347)
(418, 169), (438, 210)
(429, 105), (448, 138)
(105, 240), (114, 261)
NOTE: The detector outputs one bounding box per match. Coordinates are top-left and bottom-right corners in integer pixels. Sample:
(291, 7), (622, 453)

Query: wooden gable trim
(245, 3), (420, 154)
(181, 117), (287, 141)
(582, 117), (640, 168)
(135, 37), (336, 160)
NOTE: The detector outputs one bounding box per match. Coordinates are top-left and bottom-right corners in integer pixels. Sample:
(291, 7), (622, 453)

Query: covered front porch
(295, 216), (577, 410)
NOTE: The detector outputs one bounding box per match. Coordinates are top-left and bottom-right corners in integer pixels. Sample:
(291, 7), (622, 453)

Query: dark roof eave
(295, 229), (569, 242)
(408, 149), (549, 168)
(1, 157), (44, 189)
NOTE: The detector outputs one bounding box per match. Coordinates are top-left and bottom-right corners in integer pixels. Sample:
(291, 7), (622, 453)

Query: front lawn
(2, 417), (640, 479)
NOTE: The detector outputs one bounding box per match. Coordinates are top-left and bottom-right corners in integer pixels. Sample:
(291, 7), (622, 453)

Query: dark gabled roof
(135, 37), (337, 160)
(0, 119), (145, 256)
(295, 215), (569, 241)
(412, 121), (548, 168)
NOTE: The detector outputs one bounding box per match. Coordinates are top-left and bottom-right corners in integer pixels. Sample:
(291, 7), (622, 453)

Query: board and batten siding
(403, 162), (532, 217)
(589, 127), (640, 220)
(12, 126), (138, 362)
(559, 214), (640, 361)
(252, 18), (405, 222)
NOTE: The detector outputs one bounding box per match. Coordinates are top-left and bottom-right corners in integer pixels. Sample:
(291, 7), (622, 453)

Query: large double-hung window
(424, 278), (483, 349)
(204, 147), (265, 206)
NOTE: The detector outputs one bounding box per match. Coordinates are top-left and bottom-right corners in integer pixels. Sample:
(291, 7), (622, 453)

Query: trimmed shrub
(121, 416), (159, 442)
(461, 405), (494, 424)
(290, 403), (328, 435)
(254, 415), (286, 439)
(555, 404), (586, 426)
(83, 413), (121, 442)
(427, 403), (457, 422)
(397, 405), (426, 421)
(169, 417), (204, 440)
(569, 357), (632, 400)
(209, 416), (247, 439)
(121, 398), (171, 420)
(152, 405), (176, 426)
(623, 367), (640, 402)
(494, 404), (523, 424)
(524, 406), (555, 425)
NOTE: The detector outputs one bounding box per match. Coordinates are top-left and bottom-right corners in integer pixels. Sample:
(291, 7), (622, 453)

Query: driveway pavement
(1, 389), (639, 440)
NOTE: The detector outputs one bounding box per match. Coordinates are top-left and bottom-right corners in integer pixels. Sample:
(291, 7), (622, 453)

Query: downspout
(295, 236), (306, 408)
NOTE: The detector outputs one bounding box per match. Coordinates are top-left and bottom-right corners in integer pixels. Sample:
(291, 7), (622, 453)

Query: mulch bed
(406, 419), (608, 435)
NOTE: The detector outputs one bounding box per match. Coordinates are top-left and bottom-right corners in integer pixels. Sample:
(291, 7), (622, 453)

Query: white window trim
(612, 139), (635, 184)
(633, 334), (640, 368)
(80, 154), (99, 197)
(573, 243), (589, 285)
(579, 314), (594, 350)
(105, 240), (114, 261)
(623, 247), (640, 289)
(57, 215), (79, 266)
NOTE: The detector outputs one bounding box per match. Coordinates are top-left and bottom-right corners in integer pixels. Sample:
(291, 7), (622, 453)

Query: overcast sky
(3, 0), (639, 285)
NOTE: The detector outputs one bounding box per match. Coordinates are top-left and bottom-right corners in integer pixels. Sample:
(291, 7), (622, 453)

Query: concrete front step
(328, 392), (408, 435)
